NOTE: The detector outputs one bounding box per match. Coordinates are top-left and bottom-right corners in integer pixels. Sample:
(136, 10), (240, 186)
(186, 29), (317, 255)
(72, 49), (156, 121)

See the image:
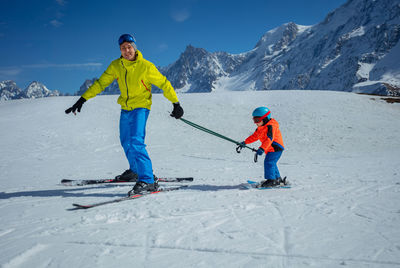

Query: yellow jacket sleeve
(147, 63), (179, 103)
(82, 63), (116, 100)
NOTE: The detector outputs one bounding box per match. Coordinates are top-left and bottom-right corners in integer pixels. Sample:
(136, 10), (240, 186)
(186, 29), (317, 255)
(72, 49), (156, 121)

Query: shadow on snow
(0, 183), (250, 200)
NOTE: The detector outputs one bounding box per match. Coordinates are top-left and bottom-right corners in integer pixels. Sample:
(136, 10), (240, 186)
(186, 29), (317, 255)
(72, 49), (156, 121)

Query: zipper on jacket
(141, 80), (150, 92)
(121, 61), (130, 108)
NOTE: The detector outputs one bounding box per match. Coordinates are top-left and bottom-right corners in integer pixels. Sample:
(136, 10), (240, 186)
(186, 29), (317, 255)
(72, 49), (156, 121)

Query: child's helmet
(252, 107), (271, 120)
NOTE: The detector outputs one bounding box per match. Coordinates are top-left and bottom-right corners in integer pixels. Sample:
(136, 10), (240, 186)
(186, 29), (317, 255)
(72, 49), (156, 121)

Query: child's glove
(256, 148), (264, 155)
(236, 141), (246, 153)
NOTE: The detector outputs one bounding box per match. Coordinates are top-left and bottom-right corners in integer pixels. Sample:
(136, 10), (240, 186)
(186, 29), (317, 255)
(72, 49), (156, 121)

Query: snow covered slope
(0, 91), (399, 267)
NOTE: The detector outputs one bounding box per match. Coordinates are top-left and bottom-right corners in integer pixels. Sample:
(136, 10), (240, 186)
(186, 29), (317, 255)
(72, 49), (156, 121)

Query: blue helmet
(118, 34), (137, 49)
(252, 107), (271, 121)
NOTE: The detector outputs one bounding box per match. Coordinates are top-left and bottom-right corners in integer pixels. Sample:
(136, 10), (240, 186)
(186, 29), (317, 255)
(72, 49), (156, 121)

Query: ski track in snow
(3, 244), (49, 268)
(63, 240), (400, 267)
(0, 91), (400, 267)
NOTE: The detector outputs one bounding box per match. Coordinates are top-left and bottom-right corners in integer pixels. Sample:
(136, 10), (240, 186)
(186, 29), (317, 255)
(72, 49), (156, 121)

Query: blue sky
(0, 0), (347, 94)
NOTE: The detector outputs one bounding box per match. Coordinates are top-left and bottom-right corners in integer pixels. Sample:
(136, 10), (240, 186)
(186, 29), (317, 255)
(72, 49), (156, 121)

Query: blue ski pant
(119, 108), (154, 183)
(264, 151), (282, 180)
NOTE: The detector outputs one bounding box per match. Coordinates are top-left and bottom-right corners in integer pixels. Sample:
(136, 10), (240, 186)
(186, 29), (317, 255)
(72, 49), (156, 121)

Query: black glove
(170, 102), (184, 119)
(65, 97), (86, 114)
(236, 141), (246, 153)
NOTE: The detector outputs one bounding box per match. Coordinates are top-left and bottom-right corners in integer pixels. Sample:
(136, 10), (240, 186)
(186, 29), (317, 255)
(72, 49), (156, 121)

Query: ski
(61, 177), (193, 186)
(68, 185), (188, 210)
(242, 177), (291, 190)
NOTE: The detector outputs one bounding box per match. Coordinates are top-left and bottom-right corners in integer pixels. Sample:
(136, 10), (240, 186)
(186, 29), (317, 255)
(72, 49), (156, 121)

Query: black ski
(61, 177), (193, 186)
(69, 185), (188, 210)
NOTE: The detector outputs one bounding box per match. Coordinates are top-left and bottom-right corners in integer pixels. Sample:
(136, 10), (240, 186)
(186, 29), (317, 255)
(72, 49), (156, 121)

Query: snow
(1, 91), (400, 267)
(213, 73), (256, 92)
(342, 26), (366, 40)
(354, 41), (400, 90)
(370, 41), (400, 87)
(320, 54), (341, 70)
(356, 62), (375, 80)
(175, 82), (192, 93)
(295, 24), (312, 35)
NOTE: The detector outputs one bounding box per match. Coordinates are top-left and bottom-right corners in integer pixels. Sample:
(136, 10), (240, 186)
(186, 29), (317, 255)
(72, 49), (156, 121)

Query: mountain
(75, 78), (97, 96)
(23, 81), (61, 99)
(162, 0), (400, 95)
(158, 45), (246, 93)
(0, 80), (61, 101)
(75, 78), (119, 96)
(78, 0), (399, 96)
(0, 80), (23, 101)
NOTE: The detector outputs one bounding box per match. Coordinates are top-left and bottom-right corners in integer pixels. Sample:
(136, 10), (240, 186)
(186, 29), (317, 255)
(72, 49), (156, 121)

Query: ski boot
(153, 175), (159, 189)
(260, 177), (288, 188)
(115, 169), (138, 182)
(128, 180), (159, 196)
(260, 179), (280, 188)
(279, 177), (288, 185)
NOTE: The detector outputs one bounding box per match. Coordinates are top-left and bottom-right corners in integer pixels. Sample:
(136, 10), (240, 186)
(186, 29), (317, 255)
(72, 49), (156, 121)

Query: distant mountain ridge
(2, 0), (399, 100)
(160, 0), (400, 95)
(75, 79), (119, 96)
(0, 81), (61, 101)
(79, 0), (400, 96)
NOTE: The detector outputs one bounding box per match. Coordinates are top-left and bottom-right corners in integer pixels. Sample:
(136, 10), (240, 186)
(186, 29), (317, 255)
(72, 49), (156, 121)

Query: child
(238, 107), (285, 187)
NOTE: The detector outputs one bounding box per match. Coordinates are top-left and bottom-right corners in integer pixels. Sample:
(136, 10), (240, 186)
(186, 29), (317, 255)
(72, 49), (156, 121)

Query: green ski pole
(179, 118), (258, 162)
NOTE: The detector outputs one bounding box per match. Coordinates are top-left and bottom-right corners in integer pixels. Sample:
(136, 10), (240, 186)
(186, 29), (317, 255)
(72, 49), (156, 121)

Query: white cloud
(22, 63), (102, 69)
(55, 0), (66, 6)
(50, 19), (63, 28)
(0, 63), (102, 80)
(170, 8), (191, 22)
(50, 0), (66, 27)
(157, 43), (169, 52)
(0, 67), (22, 78)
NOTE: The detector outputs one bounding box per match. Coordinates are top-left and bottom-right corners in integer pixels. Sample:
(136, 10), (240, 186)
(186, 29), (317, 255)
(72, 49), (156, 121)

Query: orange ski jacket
(244, 118), (285, 153)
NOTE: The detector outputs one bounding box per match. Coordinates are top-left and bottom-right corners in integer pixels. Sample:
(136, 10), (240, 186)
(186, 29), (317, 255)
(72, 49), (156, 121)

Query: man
(65, 34), (184, 195)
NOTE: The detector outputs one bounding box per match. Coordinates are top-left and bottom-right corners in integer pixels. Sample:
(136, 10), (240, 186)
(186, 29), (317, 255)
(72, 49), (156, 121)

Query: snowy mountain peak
(255, 22), (309, 53)
(0, 80), (18, 89)
(0, 80), (61, 101)
(76, 0), (400, 96)
(160, 0), (400, 95)
(25, 81), (52, 99)
(0, 80), (22, 101)
(320, 0), (400, 29)
(182, 45), (208, 57)
(24, 81), (61, 99)
(158, 45), (239, 93)
(75, 78), (120, 96)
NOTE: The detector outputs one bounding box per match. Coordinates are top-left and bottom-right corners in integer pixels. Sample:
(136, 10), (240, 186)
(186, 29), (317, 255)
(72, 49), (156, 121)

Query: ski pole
(179, 118), (258, 159)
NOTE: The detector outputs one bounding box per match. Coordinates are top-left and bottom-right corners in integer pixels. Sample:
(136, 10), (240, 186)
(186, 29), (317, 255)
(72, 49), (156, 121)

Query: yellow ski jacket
(82, 50), (179, 110)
